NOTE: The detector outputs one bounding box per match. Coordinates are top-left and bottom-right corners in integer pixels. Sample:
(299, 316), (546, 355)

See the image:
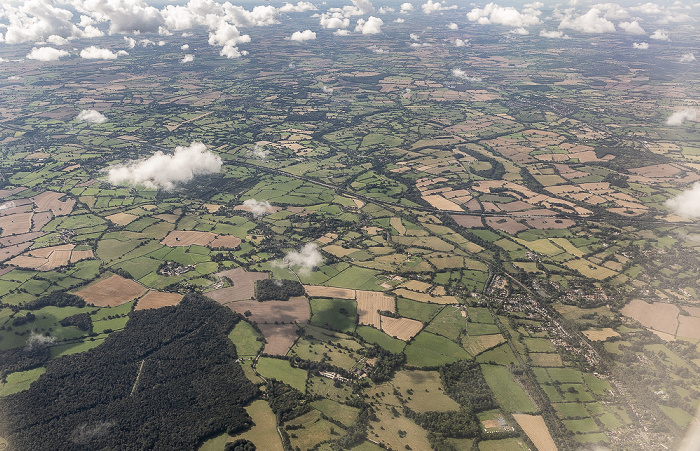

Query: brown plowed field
(227, 296), (310, 324)
(74, 274), (148, 307)
(259, 323), (299, 355)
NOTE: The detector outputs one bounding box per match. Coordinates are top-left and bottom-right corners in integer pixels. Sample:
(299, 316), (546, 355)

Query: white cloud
(82, 25), (104, 38)
(355, 17), (383, 34)
(73, 0), (165, 34)
(650, 29), (669, 40)
(107, 142), (222, 191)
(558, 8), (616, 33)
(422, 0), (457, 14)
(666, 108), (697, 126)
(680, 52), (696, 63)
(280, 2), (317, 13)
(290, 29), (317, 41)
(124, 37), (136, 48)
(368, 45), (386, 53)
(666, 183), (700, 218)
(619, 20), (645, 35)
(632, 41), (649, 49)
(1, 1), (85, 44)
(77, 109), (107, 124)
(181, 44), (190, 50)
(592, 2), (629, 20)
(394, 18), (405, 23)
(454, 38), (467, 46)
(46, 35), (70, 46)
(320, 12), (350, 29)
(181, 54), (194, 63)
(251, 144), (269, 159)
(409, 33), (420, 40)
(281, 243), (323, 275)
(241, 199), (275, 216)
(352, 0), (375, 15)
(448, 22), (458, 30)
(378, 6), (394, 14)
(80, 46), (125, 60)
(631, 2), (662, 14)
(452, 68), (481, 82)
(26, 332), (55, 350)
(540, 30), (568, 38)
(334, 29), (350, 36)
(322, 85), (334, 94)
(208, 21), (251, 58)
(467, 3), (542, 28)
(400, 2), (414, 12)
(511, 27), (529, 35)
(26, 46), (69, 62)
(0, 201), (16, 211)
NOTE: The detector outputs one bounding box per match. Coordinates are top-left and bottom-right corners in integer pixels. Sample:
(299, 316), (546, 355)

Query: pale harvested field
(512, 414), (558, 451)
(400, 280), (431, 292)
(135, 291), (183, 310)
(393, 288), (457, 304)
(529, 353), (563, 367)
(381, 316), (424, 341)
(226, 296), (310, 324)
(259, 323), (299, 355)
(677, 316), (700, 339)
(0, 242), (31, 262)
(390, 217), (406, 235)
(32, 191), (75, 216)
(0, 212), (33, 236)
(451, 214), (484, 228)
(322, 244), (358, 258)
(162, 230), (214, 246)
(682, 306), (700, 317)
(8, 244), (93, 270)
(462, 334), (505, 356)
(209, 235), (242, 249)
(620, 299), (680, 335)
(208, 268), (269, 303)
(357, 290), (395, 328)
(106, 212), (138, 225)
(75, 274), (147, 307)
(304, 285), (356, 299)
(422, 195), (463, 211)
(582, 328), (620, 341)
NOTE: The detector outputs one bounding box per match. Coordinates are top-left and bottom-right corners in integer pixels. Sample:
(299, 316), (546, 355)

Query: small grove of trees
(254, 279), (304, 301)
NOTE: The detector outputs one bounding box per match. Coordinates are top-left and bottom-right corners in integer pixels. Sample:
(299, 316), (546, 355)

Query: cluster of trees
(23, 291), (86, 310)
(0, 294), (259, 450)
(439, 360), (499, 412)
(267, 381), (311, 423)
(59, 313), (93, 332)
(254, 279), (304, 301)
(360, 345), (405, 383)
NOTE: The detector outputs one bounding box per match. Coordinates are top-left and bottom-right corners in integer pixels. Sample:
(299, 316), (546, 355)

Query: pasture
(391, 370), (460, 412)
(256, 357), (307, 391)
(404, 332), (470, 367)
(309, 297), (357, 332)
(480, 365), (537, 413)
(228, 320), (263, 357)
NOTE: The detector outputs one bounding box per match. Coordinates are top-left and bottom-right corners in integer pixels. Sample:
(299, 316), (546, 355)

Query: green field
(356, 325), (405, 354)
(256, 357), (307, 391)
(476, 343), (518, 365)
(392, 370), (460, 412)
(404, 332), (471, 367)
(309, 298), (357, 332)
(311, 399), (359, 427)
(425, 306), (465, 340)
(0, 367), (46, 396)
(396, 297), (442, 323)
(480, 365), (537, 413)
(228, 320), (263, 357)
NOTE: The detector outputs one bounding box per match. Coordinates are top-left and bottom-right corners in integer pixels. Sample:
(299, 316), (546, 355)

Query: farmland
(0, 3), (699, 450)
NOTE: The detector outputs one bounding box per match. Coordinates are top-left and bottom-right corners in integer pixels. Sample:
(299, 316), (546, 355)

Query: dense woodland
(0, 294), (258, 450)
(254, 279), (304, 301)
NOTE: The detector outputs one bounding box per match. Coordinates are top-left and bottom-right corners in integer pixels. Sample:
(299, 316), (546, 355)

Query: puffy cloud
(631, 2), (662, 14)
(241, 199), (274, 216)
(394, 18), (405, 23)
(290, 29), (316, 41)
(592, 2), (629, 20)
(73, 0), (165, 34)
(510, 27), (529, 35)
(619, 20), (646, 35)
(409, 33), (420, 40)
(334, 29), (350, 36)
(279, 2), (317, 13)
(422, 0), (456, 14)
(452, 68), (481, 82)
(124, 36), (136, 48)
(368, 45), (386, 53)
(322, 85), (334, 94)
(454, 38), (467, 46)
(467, 3), (541, 28)
(320, 12), (350, 29)
(355, 17), (383, 34)
(558, 8), (616, 33)
(447, 22), (458, 30)
(47, 35), (70, 45)
(26, 332), (55, 350)
(181, 54), (194, 63)
(77, 109), (107, 124)
(377, 6), (394, 14)
(0, 201), (16, 211)
(80, 46), (127, 59)
(666, 108), (697, 126)
(181, 44), (190, 50)
(107, 142), (222, 190)
(400, 3), (414, 12)
(630, 2), (691, 23)
(82, 25), (104, 38)
(650, 29), (669, 40)
(26, 46), (70, 61)
(281, 243), (323, 275)
(666, 183), (700, 218)
(540, 30), (568, 38)
(1, 1), (85, 44)
(208, 21), (250, 58)
(351, 0), (375, 15)
(632, 41), (649, 49)
(680, 53), (696, 63)
(251, 143), (269, 159)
